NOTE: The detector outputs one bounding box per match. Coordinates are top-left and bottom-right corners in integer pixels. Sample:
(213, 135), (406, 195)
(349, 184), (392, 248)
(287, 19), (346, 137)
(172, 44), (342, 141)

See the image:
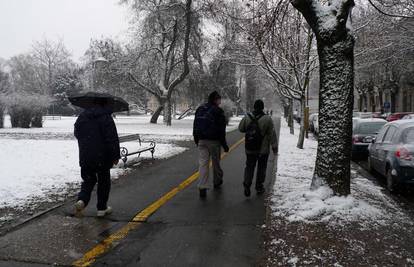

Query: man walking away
(74, 100), (120, 217)
(239, 100), (278, 197)
(193, 91), (229, 198)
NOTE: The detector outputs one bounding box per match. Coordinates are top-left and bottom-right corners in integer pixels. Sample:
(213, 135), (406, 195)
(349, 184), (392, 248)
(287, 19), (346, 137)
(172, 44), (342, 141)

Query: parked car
(368, 119), (414, 192)
(353, 112), (373, 119)
(402, 114), (414, 120)
(313, 114), (319, 135)
(386, 112), (412, 122)
(308, 113), (318, 132)
(352, 118), (387, 159)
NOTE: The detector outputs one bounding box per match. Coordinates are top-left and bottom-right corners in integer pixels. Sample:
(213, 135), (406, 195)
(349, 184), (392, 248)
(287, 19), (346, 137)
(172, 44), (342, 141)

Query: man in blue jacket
(193, 91), (229, 198)
(74, 101), (120, 217)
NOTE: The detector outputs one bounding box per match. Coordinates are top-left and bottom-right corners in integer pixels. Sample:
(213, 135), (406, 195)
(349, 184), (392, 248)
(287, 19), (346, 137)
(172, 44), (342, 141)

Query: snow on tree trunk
(291, 0), (355, 195)
(312, 35), (354, 195)
(297, 97), (306, 149)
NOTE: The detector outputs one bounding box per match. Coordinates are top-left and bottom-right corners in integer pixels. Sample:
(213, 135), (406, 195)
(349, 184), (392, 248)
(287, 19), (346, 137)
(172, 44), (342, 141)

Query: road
(0, 116), (281, 267)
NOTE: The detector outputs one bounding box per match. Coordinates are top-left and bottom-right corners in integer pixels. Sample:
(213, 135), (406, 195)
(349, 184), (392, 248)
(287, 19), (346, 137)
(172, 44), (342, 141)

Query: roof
(355, 118), (386, 123)
(388, 119), (414, 128)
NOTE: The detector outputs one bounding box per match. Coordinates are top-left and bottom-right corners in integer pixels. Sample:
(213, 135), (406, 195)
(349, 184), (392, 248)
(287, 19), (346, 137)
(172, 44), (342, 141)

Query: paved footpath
(0, 117), (280, 267)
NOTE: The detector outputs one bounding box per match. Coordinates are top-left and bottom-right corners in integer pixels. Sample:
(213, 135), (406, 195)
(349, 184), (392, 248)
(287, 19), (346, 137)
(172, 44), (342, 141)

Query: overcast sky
(0, 0), (130, 62)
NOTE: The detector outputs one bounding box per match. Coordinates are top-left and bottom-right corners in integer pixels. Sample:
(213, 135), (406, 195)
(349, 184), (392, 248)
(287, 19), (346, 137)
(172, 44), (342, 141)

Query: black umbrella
(68, 92), (129, 112)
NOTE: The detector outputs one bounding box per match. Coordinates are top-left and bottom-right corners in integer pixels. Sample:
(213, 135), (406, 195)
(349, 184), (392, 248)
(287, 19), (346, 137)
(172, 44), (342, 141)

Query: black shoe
(199, 189), (207, 198)
(256, 187), (265, 195)
(214, 181), (223, 189)
(244, 186), (251, 197)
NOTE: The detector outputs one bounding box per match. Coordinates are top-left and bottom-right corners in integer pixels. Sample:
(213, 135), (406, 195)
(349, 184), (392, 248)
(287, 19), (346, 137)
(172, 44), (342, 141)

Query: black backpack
(245, 113), (263, 151)
(194, 104), (217, 139)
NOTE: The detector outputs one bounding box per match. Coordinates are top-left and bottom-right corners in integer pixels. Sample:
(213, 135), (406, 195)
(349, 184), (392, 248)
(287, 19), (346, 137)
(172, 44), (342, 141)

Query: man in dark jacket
(239, 100), (278, 197)
(74, 104), (120, 217)
(193, 91), (229, 198)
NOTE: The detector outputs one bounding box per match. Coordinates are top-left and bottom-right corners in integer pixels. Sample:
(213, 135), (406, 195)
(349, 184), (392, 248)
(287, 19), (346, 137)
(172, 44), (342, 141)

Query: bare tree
(288, 0), (355, 195)
(124, 0), (194, 125)
(250, 2), (316, 148)
(31, 38), (72, 95)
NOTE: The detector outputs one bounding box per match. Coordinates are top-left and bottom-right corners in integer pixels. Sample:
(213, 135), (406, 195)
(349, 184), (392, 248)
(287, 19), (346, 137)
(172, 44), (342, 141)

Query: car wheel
(386, 169), (396, 192)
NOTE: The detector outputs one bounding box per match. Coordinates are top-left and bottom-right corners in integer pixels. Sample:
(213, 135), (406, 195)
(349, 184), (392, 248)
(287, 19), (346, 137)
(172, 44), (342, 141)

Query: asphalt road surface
(0, 116), (281, 267)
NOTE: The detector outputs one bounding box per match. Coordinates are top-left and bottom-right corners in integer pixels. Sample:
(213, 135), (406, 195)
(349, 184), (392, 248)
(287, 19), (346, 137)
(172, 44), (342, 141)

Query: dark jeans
(78, 167), (111, 210)
(244, 153), (269, 190)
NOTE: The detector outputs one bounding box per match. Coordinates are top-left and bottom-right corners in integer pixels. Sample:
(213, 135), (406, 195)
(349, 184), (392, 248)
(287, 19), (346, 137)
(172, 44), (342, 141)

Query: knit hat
(208, 91), (221, 103)
(253, 99), (265, 111)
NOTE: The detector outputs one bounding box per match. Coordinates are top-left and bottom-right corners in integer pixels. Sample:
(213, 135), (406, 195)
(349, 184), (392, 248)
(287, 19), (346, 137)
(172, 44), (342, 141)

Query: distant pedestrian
(239, 100), (278, 197)
(74, 99), (120, 217)
(193, 91), (229, 198)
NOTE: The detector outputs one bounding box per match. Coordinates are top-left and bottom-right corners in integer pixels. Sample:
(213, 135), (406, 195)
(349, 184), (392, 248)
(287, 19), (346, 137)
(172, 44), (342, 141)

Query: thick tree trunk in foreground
(291, 0), (355, 195)
(312, 35), (354, 195)
(297, 98), (306, 149)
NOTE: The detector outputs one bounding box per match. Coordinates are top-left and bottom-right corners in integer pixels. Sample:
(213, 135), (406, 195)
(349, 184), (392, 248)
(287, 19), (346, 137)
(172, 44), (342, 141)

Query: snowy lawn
(0, 139), (185, 209)
(264, 119), (414, 266)
(0, 115), (241, 141)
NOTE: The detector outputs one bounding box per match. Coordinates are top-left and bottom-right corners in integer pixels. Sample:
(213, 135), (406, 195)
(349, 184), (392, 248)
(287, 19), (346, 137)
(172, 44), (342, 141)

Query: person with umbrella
(69, 92), (128, 217)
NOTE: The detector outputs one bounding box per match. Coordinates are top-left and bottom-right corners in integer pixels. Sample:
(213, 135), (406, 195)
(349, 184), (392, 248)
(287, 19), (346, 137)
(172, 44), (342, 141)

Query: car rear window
(402, 127), (414, 144)
(356, 122), (386, 134)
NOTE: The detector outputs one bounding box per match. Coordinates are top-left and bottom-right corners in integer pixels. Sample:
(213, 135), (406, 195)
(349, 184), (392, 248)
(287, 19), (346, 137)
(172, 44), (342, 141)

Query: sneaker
(75, 200), (85, 212)
(214, 181), (223, 189)
(256, 187), (265, 195)
(97, 206), (112, 217)
(199, 189), (207, 198)
(244, 186), (251, 197)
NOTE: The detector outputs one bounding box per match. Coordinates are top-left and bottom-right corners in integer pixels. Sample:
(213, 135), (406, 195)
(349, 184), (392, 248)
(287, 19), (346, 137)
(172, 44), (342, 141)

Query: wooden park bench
(119, 134), (156, 164)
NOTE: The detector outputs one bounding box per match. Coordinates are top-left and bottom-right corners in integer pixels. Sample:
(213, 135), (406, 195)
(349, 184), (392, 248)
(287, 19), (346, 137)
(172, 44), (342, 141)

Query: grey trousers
(197, 140), (223, 189)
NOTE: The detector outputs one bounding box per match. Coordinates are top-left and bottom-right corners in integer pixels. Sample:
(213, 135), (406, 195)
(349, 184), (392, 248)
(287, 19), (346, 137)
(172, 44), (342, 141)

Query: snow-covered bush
(221, 99), (235, 125)
(6, 93), (50, 128)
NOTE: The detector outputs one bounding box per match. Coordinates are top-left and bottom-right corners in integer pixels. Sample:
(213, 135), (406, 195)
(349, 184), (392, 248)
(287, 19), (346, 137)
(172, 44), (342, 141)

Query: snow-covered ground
(266, 120), (414, 266)
(0, 115), (241, 211)
(271, 120), (408, 226)
(0, 139), (185, 209)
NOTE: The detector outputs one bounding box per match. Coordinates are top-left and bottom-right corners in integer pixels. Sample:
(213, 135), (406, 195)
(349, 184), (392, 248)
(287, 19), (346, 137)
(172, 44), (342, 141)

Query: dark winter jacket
(193, 103), (228, 149)
(74, 107), (120, 169)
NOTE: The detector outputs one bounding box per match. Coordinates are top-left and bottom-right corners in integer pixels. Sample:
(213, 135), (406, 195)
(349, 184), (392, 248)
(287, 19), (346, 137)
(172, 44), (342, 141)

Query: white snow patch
(272, 120), (405, 225)
(0, 139), (186, 209)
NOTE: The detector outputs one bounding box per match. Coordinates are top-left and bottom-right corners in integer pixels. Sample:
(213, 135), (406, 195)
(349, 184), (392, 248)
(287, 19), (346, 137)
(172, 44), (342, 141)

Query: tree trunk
(288, 99), (294, 135)
(0, 106), (4, 128)
(311, 34), (354, 196)
(297, 97), (306, 149)
(150, 105), (164, 124)
(163, 98), (172, 126)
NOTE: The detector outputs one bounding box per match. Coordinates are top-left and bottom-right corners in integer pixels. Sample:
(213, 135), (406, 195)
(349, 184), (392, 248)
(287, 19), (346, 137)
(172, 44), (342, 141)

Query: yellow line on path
(73, 137), (245, 267)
